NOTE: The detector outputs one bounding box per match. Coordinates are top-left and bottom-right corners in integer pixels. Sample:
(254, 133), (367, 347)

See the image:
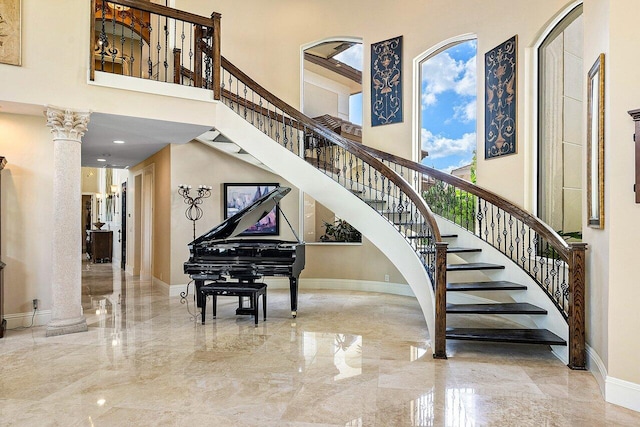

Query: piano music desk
(199, 282), (267, 326)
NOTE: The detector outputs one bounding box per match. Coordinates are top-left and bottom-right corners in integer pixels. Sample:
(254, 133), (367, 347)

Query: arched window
(419, 38), (477, 181)
(537, 4), (583, 237)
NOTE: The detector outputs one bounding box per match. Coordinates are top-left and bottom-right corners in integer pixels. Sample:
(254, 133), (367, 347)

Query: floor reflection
(0, 261), (639, 426)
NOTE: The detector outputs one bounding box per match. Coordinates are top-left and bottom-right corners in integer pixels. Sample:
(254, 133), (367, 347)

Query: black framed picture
(223, 183), (279, 236)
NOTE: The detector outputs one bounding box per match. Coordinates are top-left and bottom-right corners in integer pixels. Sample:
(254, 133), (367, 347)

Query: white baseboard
(168, 278), (413, 298)
(295, 278), (414, 296)
(606, 375), (640, 413)
(3, 310), (52, 330)
(587, 344), (607, 396)
(152, 277), (171, 294)
(168, 281), (190, 297)
(587, 344), (640, 413)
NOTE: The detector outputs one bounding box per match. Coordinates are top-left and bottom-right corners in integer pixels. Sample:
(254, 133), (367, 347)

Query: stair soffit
(195, 129), (273, 172)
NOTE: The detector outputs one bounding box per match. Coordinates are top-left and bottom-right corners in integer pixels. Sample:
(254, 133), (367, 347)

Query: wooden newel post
(433, 241), (448, 359)
(568, 242), (587, 370)
(211, 12), (221, 100)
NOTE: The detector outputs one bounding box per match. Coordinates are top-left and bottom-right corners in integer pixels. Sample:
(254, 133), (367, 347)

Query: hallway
(0, 262), (638, 426)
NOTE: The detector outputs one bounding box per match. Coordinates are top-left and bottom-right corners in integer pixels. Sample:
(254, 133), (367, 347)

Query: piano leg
(195, 279), (204, 308)
(289, 276), (298, 318)
(200, 292), (207, 324)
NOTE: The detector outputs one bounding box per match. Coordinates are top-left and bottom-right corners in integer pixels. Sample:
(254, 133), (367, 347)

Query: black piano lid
(190, 186), (291, 245)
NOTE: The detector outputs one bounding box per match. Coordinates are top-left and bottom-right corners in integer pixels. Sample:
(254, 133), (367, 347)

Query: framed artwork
(224, 183), (279, 236)
(485, 35), (517, 159)
(587, 54), (605, 229)
(0, 0), (21, 66)
(371, 35), (403, 126)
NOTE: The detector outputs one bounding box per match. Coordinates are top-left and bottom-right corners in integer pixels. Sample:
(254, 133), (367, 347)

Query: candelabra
(178, 184), (212, 240)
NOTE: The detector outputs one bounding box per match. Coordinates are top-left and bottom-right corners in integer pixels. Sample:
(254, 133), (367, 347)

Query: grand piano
(184, 186), (305, 317)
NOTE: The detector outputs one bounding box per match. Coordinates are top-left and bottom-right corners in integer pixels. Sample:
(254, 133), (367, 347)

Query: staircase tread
(445, 328), (566, 345)
(446, 302), (547, 314)
(407, 233), (458, 239)
(446, 281), (527, 291)
(447, 262), (505, 271)
(421, 246), (481, 254)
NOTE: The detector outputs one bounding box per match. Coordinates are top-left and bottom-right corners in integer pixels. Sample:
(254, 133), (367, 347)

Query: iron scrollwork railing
(359, 146), (587, 369)
(90, 0), (221, 99)
(219, 57), (449, 357)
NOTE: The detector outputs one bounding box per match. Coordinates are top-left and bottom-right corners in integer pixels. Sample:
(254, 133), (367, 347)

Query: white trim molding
(587, 343), (640, 413)
(587, 344), (607, 396)
(168, 278), (414, 300)
(4, 310), (52, 330)
(606, 376), (640, 413)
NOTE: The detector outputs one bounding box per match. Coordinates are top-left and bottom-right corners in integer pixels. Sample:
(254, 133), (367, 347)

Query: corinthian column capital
(45, 106), (91, 142)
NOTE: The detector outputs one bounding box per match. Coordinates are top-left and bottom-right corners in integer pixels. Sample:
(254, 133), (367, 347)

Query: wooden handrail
(221, 56), (442, 242)
(359, 145), (572, 262)
(358, 143), (587, 368)
(106, 0), (220, 27)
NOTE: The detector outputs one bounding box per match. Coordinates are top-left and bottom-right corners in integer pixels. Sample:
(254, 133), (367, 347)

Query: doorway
(81, 194), (93, 254)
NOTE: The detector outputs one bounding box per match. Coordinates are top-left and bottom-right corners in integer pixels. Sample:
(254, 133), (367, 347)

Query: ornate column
(45, 106), (90, 336)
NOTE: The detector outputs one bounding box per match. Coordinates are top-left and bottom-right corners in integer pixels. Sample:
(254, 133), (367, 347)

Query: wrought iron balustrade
(219, 57), (447, 353)
(90, 0), (221, 98)
(359, 145), (587, 369)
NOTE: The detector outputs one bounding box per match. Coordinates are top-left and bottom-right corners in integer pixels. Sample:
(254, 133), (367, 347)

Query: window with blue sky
(420, 40), (477, 172)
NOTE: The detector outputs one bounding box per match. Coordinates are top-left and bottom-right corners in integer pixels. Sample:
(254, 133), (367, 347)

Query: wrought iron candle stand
(178, 184), (212, 240)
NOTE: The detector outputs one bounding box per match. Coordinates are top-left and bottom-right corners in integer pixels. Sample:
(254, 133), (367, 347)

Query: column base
(46, 316), (88, 337)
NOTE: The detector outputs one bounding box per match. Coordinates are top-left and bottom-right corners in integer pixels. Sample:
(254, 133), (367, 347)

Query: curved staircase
(90, 0), (587, 369)
(204, 56), (587, 368)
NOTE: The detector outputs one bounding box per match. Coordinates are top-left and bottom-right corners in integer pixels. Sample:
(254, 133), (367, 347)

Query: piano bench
(199, 282), (267, 326)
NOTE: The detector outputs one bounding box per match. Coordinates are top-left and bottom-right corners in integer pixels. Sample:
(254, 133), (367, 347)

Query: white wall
(599, 0), (640, 395)
(178, 0), (573, 206)
(303, 69), (352, 120)
(0, 113), (54, 316)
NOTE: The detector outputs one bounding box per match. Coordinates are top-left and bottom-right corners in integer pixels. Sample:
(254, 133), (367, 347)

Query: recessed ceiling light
(113, 140), (125, 144)
(97, 158), (106, 162)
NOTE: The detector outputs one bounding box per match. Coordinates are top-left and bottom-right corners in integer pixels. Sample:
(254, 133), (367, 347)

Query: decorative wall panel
(371, 36), (403, 126)
(0, 0), (20, 66)
(485, 35), (517, 159)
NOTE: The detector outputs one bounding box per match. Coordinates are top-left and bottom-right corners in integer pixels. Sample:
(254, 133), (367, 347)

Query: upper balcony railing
(89, 0), (221, 99)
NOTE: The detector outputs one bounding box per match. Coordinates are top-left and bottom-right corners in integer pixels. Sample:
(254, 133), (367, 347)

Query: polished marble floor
(1, 263), (640, 426)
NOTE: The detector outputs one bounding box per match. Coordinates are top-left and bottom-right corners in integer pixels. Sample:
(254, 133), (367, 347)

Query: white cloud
(421, 53), (461, 105)
(453, 100), (476, 123)
(421, 52), (477, 109)
(421, 129), (477, 159)
(422, 91), (437, 107)
(455, 56), (477, 97)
